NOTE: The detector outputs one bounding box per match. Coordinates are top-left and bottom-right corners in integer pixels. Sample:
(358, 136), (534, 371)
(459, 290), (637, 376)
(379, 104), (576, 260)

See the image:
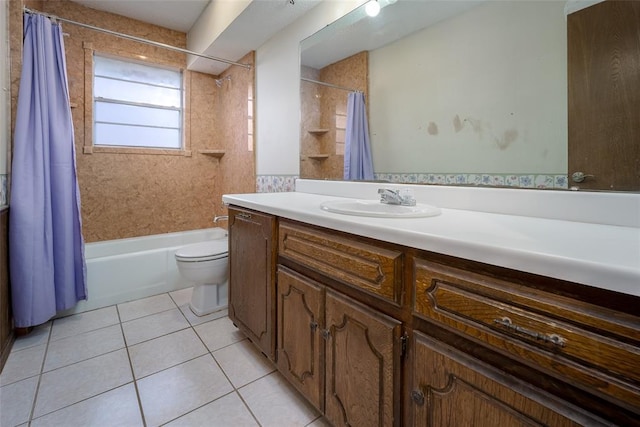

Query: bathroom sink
(320, 199), (441, 218)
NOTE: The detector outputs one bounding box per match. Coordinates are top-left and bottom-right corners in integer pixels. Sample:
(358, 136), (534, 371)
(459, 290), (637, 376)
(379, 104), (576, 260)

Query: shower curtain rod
(23, 7), (252, 70)
(301, 77), (362, 93)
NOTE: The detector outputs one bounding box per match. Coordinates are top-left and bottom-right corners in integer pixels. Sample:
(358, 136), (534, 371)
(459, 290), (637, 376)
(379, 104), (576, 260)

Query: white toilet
(175, 238), (229, 316)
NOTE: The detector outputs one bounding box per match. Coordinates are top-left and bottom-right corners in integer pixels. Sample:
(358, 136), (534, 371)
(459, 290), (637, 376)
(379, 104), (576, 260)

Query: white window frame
(83, 48), (189, 156)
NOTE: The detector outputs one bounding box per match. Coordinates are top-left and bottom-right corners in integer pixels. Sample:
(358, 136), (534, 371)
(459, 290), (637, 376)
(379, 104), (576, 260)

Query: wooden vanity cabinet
(277, 225), (403, 427)
(276, 267), (324, 410)
(227, 206), (639, 426)
(412, 256), (640, 426)
(228, 206), (277, 359)
(409, 331), (605, 427)
(324, 287), (400, 427)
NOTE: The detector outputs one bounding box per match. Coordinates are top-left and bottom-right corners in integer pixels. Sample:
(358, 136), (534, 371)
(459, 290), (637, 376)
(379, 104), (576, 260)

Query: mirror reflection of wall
(370, 1), (567, 188)
(300, 52), (368, 180)
(301, 0), (568, 189)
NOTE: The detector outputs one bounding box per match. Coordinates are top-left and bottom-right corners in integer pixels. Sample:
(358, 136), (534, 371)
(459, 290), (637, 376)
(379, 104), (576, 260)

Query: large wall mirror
(299, 0), (639, 192)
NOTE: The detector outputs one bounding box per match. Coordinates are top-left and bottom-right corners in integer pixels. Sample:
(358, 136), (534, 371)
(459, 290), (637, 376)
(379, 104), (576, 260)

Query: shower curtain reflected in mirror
(344, 91), (374, 181)
(9, 13), (87, 328)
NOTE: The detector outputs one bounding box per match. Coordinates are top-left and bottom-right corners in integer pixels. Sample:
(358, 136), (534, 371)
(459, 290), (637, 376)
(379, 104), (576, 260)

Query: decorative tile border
(256, 175), (298, 193)
(256, 173), (568, 192)
(0, 174), (7, 206)
(374, 173), (569, 189)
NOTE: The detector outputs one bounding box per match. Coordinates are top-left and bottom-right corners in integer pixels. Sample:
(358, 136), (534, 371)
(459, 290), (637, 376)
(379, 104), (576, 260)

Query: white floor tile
(194, 316), (244, 352)
(164, 391), (258, 427)
(33, 349), (133, 418)
(169, 287), (193, 307)
(118, 294), (177, 322)
(179, 304), (228, 327)
(307, 416), (333, 427)
(50, 306), (119, 342)
(3, 290), (325, 427)
(122, 308), (189, 346)
(213, 340), (275, 388)
(43, 324), (125, 372)
(0, 376), (39, 427)
(137, 354), (233, 427)
(29, 383), (143, 427)
(129, 328), (207, 379)
(10, 322), (51, 352)
(0, 344), (46, 386)
(239, 372), (320, 427)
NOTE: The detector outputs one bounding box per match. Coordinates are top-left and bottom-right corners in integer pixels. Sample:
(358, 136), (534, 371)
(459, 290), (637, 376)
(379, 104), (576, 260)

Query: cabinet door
(568, 0), (640, 191)
(324, 289), (401, 427)
(410, 331), (605, 427)
(276, 267), (324, 411)
(228, 207), (276, 359)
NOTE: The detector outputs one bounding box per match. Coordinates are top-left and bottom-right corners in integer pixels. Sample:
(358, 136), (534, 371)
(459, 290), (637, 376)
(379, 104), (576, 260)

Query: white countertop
(223, 189), (640, 298)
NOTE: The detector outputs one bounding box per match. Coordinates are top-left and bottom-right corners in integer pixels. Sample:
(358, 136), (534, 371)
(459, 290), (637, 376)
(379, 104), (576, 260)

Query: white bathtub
(61, 227), (227, 316)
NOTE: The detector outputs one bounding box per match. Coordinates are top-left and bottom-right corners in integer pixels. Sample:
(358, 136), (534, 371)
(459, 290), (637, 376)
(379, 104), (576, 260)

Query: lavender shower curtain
(9, 14), (86, 328)
(343, 91), (374, 180)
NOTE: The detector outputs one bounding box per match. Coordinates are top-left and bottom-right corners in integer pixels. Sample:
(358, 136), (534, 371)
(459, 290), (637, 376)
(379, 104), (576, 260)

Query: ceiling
(70, 0), (321, 74)
(71, 0), (211, 32)
(302, 0), (481, 69)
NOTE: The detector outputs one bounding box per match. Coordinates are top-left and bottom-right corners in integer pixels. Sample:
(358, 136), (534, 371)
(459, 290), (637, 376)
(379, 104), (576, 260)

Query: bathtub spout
(214, 215), (229, 224)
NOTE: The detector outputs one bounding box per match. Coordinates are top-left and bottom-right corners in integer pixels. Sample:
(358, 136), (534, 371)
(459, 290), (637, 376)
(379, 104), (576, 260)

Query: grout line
(234, 389), (264, 427)
(28, 382), (137, 423)
(6, 288), (319, 427)
(26, 320), (53, 425)
(189, 312), (266, 426)
(116, 302), (148, 427)
(37, 346), (125, 376)
(207, 338), (266, 427)
(157, 390), (238, 426)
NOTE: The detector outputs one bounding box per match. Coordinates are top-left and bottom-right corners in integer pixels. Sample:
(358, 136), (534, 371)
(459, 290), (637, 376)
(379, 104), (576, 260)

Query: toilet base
(189, 281), (228, 317)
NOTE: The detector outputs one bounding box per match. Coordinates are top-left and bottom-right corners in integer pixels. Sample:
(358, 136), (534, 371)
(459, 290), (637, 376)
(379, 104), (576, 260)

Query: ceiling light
(365, 0), (380, 17)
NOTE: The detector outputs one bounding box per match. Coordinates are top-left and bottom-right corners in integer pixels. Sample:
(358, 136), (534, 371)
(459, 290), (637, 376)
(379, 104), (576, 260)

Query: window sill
(83, 146), (191, 157)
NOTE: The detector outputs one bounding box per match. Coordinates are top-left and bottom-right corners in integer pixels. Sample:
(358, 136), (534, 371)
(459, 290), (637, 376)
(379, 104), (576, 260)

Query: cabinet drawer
(279, 221), (403, 304)
(413, 259), (640, 411)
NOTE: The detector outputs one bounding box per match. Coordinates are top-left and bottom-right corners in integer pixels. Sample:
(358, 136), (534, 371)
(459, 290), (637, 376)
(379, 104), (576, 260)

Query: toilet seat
(175, 240), (228, 263)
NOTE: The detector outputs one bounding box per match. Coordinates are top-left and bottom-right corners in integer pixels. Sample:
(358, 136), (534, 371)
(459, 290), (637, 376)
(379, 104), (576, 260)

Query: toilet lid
(175, 240), (228, 262)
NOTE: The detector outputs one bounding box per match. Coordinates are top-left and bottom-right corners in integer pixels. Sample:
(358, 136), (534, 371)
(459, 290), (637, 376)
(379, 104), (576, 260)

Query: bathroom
(1, 0), (639, 425)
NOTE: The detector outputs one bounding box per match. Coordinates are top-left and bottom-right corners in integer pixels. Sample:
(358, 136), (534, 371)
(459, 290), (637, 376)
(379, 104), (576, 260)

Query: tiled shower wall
(300, 52), (368, 181)
(10, 0), (255, 242)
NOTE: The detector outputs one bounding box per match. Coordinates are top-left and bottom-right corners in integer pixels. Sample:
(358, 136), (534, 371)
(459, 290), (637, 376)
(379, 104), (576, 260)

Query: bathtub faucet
(378, 188), (416, 206)
(214, 215), (229, 224)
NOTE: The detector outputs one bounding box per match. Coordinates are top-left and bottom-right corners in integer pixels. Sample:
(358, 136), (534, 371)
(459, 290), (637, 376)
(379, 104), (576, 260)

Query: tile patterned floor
(0, 288), (330, 427)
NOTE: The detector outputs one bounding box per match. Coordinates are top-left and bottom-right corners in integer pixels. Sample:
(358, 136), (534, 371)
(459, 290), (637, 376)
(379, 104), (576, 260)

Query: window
(93, 54), (183, 150)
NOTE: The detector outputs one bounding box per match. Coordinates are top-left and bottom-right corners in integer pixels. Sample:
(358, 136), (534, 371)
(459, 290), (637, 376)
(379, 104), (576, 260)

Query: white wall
(369, 1), (567, 175)
(1, 0), (8, 176)
(254, 0), (365, 176)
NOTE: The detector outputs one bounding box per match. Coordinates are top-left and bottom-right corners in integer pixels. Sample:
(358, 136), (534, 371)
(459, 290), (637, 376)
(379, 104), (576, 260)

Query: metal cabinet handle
(493, 317), (566, 347)
(235, 212), (252, 219)
(310, 321), (318, 332)
(321, 329), (331, 340)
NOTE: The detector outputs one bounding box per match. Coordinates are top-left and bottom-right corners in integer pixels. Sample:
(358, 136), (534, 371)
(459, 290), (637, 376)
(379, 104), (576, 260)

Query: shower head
(215, 75), (231, 87)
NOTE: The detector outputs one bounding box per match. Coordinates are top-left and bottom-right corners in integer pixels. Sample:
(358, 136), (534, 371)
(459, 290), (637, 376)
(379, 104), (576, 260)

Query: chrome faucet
(378, 188), (416, 206)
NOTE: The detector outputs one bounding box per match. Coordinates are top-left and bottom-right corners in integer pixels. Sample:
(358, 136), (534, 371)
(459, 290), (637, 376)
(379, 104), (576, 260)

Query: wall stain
(427, 121), (439, 135)
(455, 115), (519, 150)
(495, 129), (518, 150)
(453, 115), (463, 132)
